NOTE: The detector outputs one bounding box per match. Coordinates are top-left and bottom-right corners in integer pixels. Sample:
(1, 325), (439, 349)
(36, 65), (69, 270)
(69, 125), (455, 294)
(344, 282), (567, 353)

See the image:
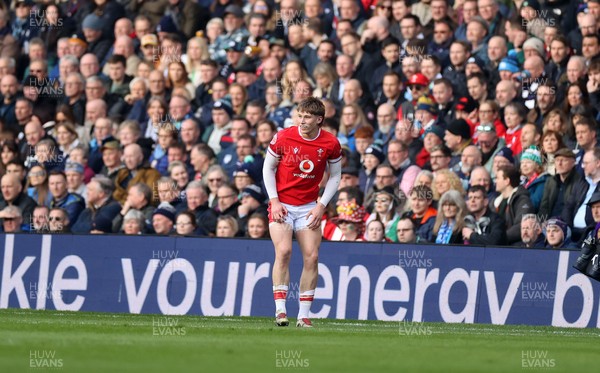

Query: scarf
(435, 220), (455, 244)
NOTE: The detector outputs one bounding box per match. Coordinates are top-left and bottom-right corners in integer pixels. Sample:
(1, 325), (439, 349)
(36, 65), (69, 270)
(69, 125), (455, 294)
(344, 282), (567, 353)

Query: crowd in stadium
(0, 0), (598, 248)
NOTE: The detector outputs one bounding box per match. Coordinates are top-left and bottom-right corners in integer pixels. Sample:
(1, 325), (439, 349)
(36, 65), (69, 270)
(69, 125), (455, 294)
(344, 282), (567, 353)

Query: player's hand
(306, 202), (325, 231)
(270, 199), (288, 223)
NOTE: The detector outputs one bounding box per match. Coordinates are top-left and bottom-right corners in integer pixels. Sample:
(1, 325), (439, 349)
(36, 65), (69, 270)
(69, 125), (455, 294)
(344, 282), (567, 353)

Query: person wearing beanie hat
(544, 217), (575, 249)
(520, 146), (548, 211)
(445, 119), (473, 165)
(494, 147), (515, 166)
(90, 215), (113, 234)
(212, 98), (234, 118)
(498, 56), (520, 79)
(415, 96), (438, 132)
(82, 13), (103, 32)
(523, 38), (545, 59)
(65, 162), (87, 202)
(454, 96), (479, 125)
(157, 16), (179, 35)
(364, 143), (385, 164)
(361, 143), (385, 194)
(234, 161), (261, 191)
(465, 56), (486, 77)
(237, 184), (268, 234)
(152, 202), (176, 235)
(82, 13), (112, 63)
(202, 98), (234, 154)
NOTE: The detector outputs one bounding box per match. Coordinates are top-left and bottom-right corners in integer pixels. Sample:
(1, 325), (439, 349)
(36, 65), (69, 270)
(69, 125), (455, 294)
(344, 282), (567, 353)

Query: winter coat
(538, 169), (582, 220)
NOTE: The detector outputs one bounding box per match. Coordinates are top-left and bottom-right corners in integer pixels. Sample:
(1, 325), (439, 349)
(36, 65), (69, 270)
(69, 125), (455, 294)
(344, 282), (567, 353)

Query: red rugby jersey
(267, 126), (342, 205)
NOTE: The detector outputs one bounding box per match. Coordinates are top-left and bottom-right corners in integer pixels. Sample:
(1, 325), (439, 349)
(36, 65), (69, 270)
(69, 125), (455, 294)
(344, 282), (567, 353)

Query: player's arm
(263, 151), (287, 221)
(306, 160), (341, 230)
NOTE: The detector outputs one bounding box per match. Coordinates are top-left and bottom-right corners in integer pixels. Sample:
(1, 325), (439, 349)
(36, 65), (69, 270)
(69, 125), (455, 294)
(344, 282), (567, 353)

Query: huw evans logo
(398, 320), (432, 336)
(29, 350), (63, 368)
(399, 250), (433, 268)
(152, 317), (186, 336)
(520, 282), (555, 301)
(275, 350), (309, 368)
(521, 350), (556, 368)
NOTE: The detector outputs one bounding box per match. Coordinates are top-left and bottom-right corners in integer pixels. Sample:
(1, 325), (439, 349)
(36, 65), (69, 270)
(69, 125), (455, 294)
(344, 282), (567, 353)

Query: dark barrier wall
(1, 234), (600, 328)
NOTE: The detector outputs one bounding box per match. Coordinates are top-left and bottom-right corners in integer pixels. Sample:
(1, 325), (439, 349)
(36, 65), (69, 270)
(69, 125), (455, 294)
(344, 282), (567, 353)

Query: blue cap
(498, 57), (520, 73)
(495, 147), (515, 164)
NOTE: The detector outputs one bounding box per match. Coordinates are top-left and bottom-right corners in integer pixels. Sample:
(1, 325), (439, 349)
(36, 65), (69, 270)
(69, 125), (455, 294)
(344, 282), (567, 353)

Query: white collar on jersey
(297, 126), (321, 141)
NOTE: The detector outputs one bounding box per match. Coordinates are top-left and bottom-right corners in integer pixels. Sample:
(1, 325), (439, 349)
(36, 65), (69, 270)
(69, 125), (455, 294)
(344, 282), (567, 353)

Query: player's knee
(304, 251), (319, 267)
(276, 248), (292, 262)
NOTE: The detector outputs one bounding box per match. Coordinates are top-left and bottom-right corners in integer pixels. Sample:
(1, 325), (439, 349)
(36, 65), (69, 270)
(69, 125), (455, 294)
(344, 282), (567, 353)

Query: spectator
(48, 207), (70, 233)
(215, 184), (239, 218)
(386, 140), (421, 196)
(454, 145), (482, 190)
(519, 146), (548, 212)
(155, 176), (183, 210)
(406, 185), (437, 242)
(360, 143), (385, 197)
(562, 148), (600, 241)
(333, 201), (367, 241)
(365, 186), (401, 241)
(31, 205), (50, 233)
(168, 161), (189, 198)
(445, 119), (473, 167)
(539, 148), (582, 219)
(432, 169), (465, 203)
(246, 212), (269, 239)
(544, 217), (575, 249)
(1, 173), (37, 226)
(216, 215), (238, 237)
(121, 209), (145, 235)
(71, 175), (121, 233)
(494, 165), (535, 244)
(514, 214), (545, 248)
(433, 190), (468, 244)
(65, 162), (87, 203)
(395, 214), (422, 243)
(462, 185), (506, 245)
(185, 181), (217, 236)
(112, 183), (154, 233)
(26, 164), (52, 207)
(190, 143), (217, 181)
(365, 219), (388, 242)
(0, 205), (23, 233)
(339, 167), (360, 190)
(175, 211), (198, 236)
(152, 202), (176, 235)
(237, 184), (267, 234)
(429, 144), (452, 172)
(204, 165), (228, 208)
(113, 143), (161, 204)
(478, 124), (506, 173)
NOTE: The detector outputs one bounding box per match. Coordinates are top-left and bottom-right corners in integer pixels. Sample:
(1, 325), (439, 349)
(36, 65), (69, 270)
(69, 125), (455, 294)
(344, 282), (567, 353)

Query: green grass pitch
(0, 309), (598, 372)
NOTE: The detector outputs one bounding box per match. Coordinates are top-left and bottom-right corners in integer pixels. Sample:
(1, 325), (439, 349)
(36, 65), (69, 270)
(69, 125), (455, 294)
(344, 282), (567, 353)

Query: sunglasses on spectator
(476, 125), (494, 132)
